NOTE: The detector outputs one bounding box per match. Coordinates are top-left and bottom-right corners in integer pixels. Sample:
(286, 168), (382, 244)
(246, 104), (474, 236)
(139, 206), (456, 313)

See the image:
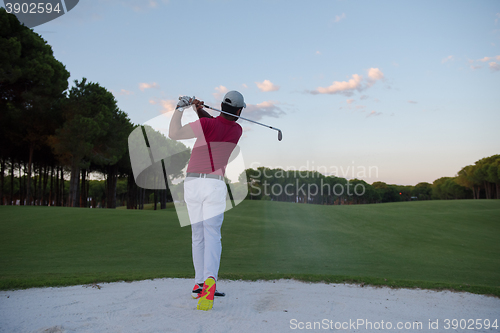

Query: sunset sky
(9, 0), (500, 185)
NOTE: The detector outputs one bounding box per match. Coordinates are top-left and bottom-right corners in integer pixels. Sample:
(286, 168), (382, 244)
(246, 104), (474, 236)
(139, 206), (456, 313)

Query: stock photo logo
(128, 112), (248, 227)
(2, 0), (79, 28)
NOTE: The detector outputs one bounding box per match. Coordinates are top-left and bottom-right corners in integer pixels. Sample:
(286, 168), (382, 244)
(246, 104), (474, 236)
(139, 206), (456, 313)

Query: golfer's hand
(177, 96), (193, 108)
(192, 99), (205, 112)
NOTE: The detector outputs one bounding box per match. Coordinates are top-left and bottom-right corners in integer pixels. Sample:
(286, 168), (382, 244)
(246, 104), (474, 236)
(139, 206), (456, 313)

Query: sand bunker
(1, 279), (499, 332)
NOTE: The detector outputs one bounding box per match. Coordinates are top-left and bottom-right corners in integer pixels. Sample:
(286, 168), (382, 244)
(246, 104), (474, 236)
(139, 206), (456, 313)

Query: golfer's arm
(169, 109), (195, 140)
(196, 108), (213, 119)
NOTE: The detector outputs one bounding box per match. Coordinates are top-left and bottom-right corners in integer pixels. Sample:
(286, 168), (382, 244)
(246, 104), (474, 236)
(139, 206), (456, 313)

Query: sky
(5, 0), (500, 185)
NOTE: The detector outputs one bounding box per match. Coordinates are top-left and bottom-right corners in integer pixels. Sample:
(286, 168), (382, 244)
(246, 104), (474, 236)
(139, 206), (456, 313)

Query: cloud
(341, 102), (366, 112)
(463, 55), (500, 71)
(334, 13), (346, 23)
(496, 13), (500, 24)
(256, 80), (280, 92)
(149, 98), (177, 113)
(478, 55), (500, 62)
(308, 68), (384, 96)
(242, 83), (248, 89)
(310, 74), (362, 96)
(213, 85), (229, 100)
(366, 111), (382, 118)
(442, 55), (454, 63)
(118, 89), (134, 96)
(111, 89), (134, 96)
(139, 82), (159, 91)
(316, 51), (321, 55)
(360, 95), (369, 100)
(489, 62), (500, 72)
(408, 100), (418, 104)
(244, 101), (285, 121)
(368, 68), (384, 80)
(366, 68), (384, 87)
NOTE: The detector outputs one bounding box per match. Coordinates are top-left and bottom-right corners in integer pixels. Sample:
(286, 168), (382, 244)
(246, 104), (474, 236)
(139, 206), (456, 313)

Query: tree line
(240, 154), (499, 204)
(0, 8), (183, 209)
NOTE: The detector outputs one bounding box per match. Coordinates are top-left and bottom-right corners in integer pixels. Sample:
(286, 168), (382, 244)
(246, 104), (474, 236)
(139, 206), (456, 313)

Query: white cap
(222, 91), (246, 108)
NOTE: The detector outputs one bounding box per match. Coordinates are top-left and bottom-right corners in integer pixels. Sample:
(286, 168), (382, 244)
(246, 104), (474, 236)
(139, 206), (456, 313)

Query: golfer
(169, 91), (245, 311)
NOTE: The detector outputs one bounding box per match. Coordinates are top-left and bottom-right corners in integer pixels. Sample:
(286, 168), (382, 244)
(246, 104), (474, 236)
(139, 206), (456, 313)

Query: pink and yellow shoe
(192, 283), (225, 299)
(197, 277), (216, 311)
(191, 283), (203, 299)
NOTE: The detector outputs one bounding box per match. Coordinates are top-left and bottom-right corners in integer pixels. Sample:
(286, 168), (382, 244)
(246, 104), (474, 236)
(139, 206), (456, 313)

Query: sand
(1, 278), (499, 333)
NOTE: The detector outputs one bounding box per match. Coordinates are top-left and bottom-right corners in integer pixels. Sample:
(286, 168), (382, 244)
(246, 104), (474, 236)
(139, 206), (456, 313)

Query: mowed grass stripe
(0, 200), (499, 295)
(0, 206), (193, 287)
(222, 200), (500, 287)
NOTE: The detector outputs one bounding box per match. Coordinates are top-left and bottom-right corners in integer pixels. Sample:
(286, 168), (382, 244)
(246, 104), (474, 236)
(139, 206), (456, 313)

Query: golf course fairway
(0, 200), (498, 296)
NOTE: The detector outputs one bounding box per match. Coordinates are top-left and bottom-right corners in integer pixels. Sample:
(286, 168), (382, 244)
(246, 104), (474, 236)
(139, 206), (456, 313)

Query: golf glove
(177, 96), (194, 108)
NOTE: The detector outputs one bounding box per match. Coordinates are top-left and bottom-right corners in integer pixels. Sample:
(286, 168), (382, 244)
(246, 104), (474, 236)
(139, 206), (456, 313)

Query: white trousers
(184, 177), (227, 284)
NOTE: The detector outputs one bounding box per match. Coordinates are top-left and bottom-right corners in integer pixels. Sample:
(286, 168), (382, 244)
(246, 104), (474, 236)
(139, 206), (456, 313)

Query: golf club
(178, 96), (283, 141)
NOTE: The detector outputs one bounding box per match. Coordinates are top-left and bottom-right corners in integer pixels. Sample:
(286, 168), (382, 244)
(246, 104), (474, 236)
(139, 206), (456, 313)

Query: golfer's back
(187, 116), (242, 176)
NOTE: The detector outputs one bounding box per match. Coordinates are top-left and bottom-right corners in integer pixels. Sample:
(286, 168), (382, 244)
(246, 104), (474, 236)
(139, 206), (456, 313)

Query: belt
(186, 172), (224, 181)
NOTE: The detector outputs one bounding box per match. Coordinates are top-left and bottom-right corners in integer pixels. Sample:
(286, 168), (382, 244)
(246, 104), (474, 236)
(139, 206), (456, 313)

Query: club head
(278, 130), (282, 141)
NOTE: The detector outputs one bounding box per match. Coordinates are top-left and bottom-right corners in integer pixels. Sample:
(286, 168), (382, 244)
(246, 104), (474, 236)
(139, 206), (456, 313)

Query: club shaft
(202, 104), (281, 132)
(177, 96), (282, 140)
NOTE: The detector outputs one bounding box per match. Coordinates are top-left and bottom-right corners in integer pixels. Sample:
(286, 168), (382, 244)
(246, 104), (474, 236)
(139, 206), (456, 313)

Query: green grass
(116, 203), (176, 210)
(0, 200), (499, 296)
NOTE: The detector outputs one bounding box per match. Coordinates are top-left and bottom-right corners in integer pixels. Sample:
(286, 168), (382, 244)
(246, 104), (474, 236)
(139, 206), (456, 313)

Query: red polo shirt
(187, 116), (242, 176)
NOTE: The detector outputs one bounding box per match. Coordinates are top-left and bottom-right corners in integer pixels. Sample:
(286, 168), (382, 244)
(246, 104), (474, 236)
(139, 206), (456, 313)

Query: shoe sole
(197, 298), (213, 311)
(197, 278), (215, 311)
(192, 292), (224, 299)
